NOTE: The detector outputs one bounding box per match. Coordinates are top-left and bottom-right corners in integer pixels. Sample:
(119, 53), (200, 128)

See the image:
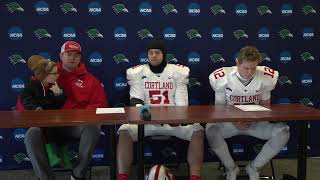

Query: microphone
(138, 105), (151, 121)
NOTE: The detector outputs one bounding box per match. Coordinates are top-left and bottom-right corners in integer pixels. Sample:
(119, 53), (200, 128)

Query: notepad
(234, 105), (271, 112)
(96, 108), (125, 114)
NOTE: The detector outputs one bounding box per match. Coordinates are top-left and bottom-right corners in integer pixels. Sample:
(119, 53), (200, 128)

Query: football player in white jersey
(206, 46), (290, 180)
(117, 40), (204, 180)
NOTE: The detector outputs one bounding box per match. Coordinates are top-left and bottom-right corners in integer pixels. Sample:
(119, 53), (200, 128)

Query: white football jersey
(127, 64), (189, 106)
(209, 66), (279, 105)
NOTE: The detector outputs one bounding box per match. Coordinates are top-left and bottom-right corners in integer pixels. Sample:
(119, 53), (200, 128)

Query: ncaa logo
(0, 155), (3, 163)
(187, 51), (200, 65)
(279, 51), (291, 64)
(211, 27), (224, 40)
(258, 27), (270, 40)
(235, 3), (248, 16)
(113, 27), (127, 40)
(301, 74), (312, 86)
(162, 27), (176, 40)
(88, 51), (103, 67)
(188, 3), (200, 16)
(62, 27), (76, 40)
(232, 144), (244, 155)
(13, 128), (26, 141)
(278, 98), (291, 104)
(303, 27), (315, 40)
(92, 149), (104, 161)
(8, 26), (23, 40)
(88, 2), (102, 16)
(11, 78), (25, 92)
(34, 1), (49, 15)
(114, 77), (127, 91)
(139, 2), (152, 16)
(281, 3), (293, 16)
(139, 52), (148, 64)
(38, 52), (51, 60)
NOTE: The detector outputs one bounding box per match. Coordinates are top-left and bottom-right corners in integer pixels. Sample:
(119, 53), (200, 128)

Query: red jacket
(57, 62), (109, 109)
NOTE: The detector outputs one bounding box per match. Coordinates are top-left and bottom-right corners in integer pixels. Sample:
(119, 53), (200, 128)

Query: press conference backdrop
(0, 0), (319, 169)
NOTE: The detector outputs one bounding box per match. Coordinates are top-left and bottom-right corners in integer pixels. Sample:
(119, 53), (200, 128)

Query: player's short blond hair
(237, 46), (261, 64)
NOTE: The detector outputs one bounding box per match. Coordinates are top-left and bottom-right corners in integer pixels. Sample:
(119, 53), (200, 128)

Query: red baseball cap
(60, 41), (81, 53)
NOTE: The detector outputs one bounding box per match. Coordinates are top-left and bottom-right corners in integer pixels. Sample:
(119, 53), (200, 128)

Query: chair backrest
(226, 135), (267, 161)
(142, 136), (188, 165)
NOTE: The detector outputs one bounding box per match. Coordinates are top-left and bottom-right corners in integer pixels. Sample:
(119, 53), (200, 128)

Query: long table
(126, 104), (320, 180)
(0, 109), (128, 180)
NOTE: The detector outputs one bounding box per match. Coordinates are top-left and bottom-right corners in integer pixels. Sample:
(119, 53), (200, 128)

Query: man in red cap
(57, 41), (107, 109)
(24, 41), (108, 180)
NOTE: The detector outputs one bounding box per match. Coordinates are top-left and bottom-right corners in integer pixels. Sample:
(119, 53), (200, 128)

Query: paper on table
(234, 105), (271, 111)
(96, 108), (125, 114)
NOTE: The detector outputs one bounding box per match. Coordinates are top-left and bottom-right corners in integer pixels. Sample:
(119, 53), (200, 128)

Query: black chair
(214, 136), (276, 180)
(137, 135), (190, 179)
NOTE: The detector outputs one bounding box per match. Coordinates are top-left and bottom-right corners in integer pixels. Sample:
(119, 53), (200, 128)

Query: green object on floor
(58, 145), (72, 169)
(45, 143), (62, 167)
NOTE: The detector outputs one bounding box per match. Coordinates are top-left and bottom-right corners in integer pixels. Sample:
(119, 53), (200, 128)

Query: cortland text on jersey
(144, 81), (174, 90)
(229, 94), (261, 104)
